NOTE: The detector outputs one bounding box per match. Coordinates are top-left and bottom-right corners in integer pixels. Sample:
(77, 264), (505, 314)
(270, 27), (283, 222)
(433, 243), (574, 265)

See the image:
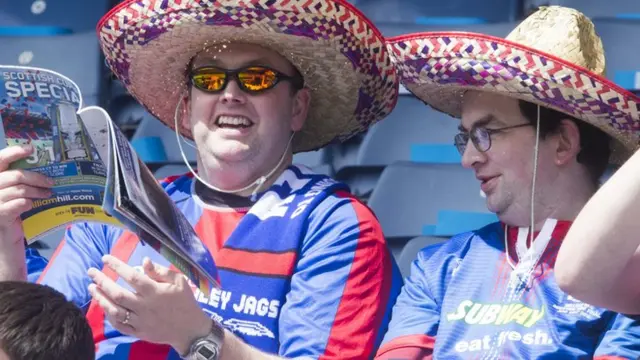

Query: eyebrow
(458, 114), (503, 132)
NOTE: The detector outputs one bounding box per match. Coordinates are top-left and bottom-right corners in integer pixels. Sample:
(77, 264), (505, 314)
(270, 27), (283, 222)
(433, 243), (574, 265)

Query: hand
(0, 144), (54, 281)
(87, 255), (213, 355)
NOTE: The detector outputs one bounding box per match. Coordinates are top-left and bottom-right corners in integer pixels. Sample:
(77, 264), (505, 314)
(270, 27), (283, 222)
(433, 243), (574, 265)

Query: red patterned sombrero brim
(98, 0), (399, 153)
(387, 32), (640, 163)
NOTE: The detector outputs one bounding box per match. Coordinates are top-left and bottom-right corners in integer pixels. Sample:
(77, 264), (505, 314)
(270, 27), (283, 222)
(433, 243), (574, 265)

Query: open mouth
(215, 115), (254, 129)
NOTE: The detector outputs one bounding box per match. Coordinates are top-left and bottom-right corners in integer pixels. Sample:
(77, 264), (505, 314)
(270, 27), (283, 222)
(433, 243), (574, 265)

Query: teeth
(216, 116), (252, 126)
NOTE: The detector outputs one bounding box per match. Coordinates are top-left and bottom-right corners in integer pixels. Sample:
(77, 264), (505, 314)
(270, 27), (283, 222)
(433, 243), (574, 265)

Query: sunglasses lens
(238, 67), (278, 92)
(192, 70), (226, 92)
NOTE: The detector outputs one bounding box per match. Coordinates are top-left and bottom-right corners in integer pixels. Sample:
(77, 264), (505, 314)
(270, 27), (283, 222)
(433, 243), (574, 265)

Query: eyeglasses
(454, 123), (532, 155)
(189, 65), (304, 94)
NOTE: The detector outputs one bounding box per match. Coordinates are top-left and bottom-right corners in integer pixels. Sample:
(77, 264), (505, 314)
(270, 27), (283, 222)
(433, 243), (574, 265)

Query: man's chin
(205, 141), (251, 160)
(484, 196), (503, 215)
(210, 150), (251, 164)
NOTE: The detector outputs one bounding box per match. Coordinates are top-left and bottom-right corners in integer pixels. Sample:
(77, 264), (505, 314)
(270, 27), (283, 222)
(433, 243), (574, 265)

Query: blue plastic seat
(0, 0), (110, 33)
(354, 0), (520, 24)
(367, 161), (494, 258)
(0, 31), (104, 106)
(524, 0), (640, 20)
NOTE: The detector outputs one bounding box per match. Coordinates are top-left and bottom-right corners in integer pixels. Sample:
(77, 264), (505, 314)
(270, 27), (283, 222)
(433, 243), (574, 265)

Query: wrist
(174, 313), (216, 356)
(0, 239), (27, 281)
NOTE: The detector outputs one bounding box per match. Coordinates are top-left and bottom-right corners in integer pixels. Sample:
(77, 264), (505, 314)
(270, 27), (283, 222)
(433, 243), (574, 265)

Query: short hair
(0, 281), (95, 360)
(518, 100), (610, 186)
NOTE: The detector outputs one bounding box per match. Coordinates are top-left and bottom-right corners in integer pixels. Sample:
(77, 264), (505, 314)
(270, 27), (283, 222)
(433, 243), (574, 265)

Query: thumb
(142, 257), (180, 284)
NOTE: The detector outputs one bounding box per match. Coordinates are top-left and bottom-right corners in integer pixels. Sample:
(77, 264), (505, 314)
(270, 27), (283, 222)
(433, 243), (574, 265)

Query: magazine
(0, 66), (219, 294)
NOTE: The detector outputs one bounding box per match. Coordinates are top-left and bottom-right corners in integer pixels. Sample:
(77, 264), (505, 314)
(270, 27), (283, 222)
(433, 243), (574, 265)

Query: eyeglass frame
(454, 123), (533, 155)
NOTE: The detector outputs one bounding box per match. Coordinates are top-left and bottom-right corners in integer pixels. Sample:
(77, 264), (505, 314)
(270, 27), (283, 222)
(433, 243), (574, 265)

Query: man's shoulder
(311, 188), (378, 224)
(416, 222), (502, 262)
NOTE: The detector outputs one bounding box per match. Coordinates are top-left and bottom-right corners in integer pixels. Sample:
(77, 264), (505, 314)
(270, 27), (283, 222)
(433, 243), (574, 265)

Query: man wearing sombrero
(376, 6), (640, 359)
(0, 0), (404, 359)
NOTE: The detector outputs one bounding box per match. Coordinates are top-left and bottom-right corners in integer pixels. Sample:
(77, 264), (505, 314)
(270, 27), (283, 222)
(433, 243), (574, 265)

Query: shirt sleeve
(593, 312), (640, 359)
(37, 223), (120, 310)
(375, 245), (444, 359)
(278, 191), (404, 359)
(25, 247), (48, 283)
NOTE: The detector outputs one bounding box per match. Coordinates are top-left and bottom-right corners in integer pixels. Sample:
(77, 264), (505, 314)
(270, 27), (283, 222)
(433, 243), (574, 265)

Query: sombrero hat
(97, 0), (399, 153)
(386, 6), (640, 163)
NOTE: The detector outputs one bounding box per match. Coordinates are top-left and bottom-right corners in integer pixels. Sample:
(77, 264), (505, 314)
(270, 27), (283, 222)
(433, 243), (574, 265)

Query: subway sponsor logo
(447, 300), (545, 328)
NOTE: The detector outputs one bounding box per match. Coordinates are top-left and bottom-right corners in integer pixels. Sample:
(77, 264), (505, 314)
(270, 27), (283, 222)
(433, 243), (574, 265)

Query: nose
(460, 139), (486, 169)
(220, 78), (247, 105)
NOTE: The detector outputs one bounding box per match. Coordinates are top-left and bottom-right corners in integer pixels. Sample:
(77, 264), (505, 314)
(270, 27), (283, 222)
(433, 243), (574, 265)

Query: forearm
(556, 149), (640, 303)
(219, 330), (284, 360)
(173, 314), (285, 360)
(0, 239), (27, 281)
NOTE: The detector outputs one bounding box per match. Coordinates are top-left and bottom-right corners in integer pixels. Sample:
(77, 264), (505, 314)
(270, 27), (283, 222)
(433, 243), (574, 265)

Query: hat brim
(98, 0), (399, 153)
(387, 31), (640, 164)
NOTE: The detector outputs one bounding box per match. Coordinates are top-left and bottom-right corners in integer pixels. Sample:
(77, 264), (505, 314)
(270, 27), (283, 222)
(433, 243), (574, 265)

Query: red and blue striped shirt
(37, 166), (403, 359)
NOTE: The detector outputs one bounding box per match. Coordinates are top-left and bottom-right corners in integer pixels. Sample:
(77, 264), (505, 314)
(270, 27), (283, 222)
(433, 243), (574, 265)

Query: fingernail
(21, 144), (33, 152)
(47, 178), (56, 186)
(87, 268), (98, 277)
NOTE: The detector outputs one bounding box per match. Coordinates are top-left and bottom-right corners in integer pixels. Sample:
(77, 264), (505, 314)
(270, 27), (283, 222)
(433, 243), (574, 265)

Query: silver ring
(122, 309), (131, 325)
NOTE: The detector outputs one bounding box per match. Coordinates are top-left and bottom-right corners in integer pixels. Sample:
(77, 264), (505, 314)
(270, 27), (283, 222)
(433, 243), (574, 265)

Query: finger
(0, 184), (52, 203)
(0, 145), (36, 172)
(88, 268), (139, 311)
(0, 169), (54, 190)
(0, 198), (33, 218)
(102, 255), (155, 295)
(108, 316), (137, 337)
(142, 257), (182, 284)
(88, 284), (137, 334)
(88, 283), (137, 325)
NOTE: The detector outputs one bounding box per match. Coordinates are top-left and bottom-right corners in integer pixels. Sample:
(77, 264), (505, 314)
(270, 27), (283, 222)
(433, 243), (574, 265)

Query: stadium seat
(592, 19), (640, 90)
(524, 0), (640, 20)
(130, 113), (198, 163)
(334, 95), (459, 199)
(354, 0), (521, 24)
(0, 31), (105, 107)
(398, 236), (447, 277)
(0, 0), (110, 33)
(377, 19), (517, 37)
(367, 162), (494, 258)
(293, 148), (331, 175)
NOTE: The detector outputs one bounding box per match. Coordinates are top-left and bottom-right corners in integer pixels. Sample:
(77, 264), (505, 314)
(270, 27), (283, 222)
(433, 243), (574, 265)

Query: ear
(179, 93), (191, 131)
(290, 88), (311, 132)
(554, 119), (581, 166)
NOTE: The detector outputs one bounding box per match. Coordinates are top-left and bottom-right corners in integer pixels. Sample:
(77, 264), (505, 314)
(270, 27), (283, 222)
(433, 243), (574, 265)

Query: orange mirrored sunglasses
(189, 66), (304, 94)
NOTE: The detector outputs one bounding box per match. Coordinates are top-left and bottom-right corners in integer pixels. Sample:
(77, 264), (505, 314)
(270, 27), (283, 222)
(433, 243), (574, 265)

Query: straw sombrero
(97, 0), (399, 153)
(386, 6), (640, 163)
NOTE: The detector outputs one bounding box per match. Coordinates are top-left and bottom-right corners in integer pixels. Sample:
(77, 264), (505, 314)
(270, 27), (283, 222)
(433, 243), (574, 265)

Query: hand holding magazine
(0, 65), (219, 294)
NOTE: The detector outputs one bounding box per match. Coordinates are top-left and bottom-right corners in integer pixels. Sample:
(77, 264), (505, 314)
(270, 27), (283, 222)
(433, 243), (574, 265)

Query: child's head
(0, 281), (94, 360)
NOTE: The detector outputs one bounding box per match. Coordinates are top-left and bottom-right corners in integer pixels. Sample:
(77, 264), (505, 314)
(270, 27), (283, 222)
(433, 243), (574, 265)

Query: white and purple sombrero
(97, 0), (399, 153)
(386, 6), (640, 163)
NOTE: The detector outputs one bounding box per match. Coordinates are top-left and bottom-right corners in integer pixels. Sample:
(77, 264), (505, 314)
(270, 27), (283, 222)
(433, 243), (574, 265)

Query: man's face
(184, 43), (309, 180)
(459, 91), (559, 219)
